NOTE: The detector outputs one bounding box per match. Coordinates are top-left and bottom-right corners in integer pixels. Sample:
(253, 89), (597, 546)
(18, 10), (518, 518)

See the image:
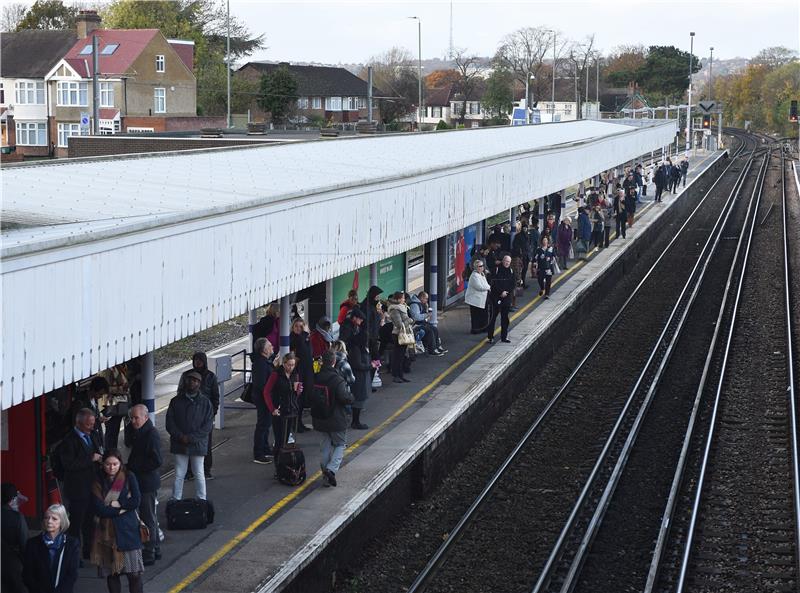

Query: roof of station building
(0, 119), (668, 256)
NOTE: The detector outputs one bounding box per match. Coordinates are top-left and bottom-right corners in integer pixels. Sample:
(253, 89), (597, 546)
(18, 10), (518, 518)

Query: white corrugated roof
(0, 120), (654, 251)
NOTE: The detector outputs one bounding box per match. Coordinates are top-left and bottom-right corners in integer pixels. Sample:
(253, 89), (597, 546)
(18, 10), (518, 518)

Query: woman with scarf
(90, 450), (144, 593)
(309, 317), (335, 359)
(22, 504), (80, 593)
(387, 292), (414, 384)
(289, 318), (314, 432)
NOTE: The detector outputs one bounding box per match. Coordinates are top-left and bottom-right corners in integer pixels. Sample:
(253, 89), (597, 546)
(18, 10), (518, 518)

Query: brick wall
(67, 135), (279, 158)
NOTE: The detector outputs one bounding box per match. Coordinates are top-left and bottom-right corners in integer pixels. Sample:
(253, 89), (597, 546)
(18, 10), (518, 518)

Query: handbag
(397, 327), (415, 346)
(552, 258), (561, 275)
(137, 511), (150, 543)
(240, 382), (253, 404)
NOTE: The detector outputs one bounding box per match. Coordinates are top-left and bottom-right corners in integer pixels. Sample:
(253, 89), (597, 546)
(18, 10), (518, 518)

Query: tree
(481, 65), (514, 119)
(15, 0), (77, 30)
(750, 46), (798, 69)
(257, 66), (298, 124)
(604, 44), (646, 86)
(452, 48), (485, 123)
(2, 2), (27, 31)
(103, 0), (265, 116)
(360, 47), (418, 124)
(566, 35), (596, 118)
(495, 26), (553, 110)
(425, 69), (461, 88)
(637, 45), (702, 105)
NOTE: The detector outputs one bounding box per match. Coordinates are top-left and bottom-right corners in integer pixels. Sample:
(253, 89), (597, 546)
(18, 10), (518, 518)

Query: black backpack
(309, 384), (335, 420)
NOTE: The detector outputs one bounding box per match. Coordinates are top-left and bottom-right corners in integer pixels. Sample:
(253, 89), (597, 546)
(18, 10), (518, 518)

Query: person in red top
(337, 290), (359, 325)
(310, 317), (335, 358)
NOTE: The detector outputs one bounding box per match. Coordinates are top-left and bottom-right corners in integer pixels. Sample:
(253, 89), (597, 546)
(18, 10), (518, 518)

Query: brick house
(1, 30), (77, 158)
(44, 11), (196, 156)
(238, 61), (379, 124)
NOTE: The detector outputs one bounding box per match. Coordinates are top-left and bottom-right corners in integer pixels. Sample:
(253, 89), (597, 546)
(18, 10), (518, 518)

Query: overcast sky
(232, 0), (798, 65)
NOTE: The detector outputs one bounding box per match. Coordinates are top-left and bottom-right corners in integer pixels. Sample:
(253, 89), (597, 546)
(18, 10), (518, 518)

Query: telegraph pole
(686, 31), (695, 154)
(226, 0), (231, 128)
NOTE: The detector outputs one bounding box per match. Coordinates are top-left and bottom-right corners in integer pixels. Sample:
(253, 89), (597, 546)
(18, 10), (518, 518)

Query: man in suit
(56, 408), (102, 559)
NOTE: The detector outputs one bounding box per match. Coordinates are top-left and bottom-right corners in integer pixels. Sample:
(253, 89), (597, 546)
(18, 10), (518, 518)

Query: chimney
(76, 10), (101, 39)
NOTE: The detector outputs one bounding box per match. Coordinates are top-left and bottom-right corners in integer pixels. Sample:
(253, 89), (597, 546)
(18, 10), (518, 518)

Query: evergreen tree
(257, 67), (299, 124)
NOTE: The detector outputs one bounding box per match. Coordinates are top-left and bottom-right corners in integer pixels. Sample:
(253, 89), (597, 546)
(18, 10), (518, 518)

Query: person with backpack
(311, 350), (355, 487)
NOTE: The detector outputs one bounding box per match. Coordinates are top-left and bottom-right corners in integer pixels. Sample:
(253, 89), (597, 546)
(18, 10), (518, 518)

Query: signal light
(702, 114), (711, 129)
(790, 100), (798, 123)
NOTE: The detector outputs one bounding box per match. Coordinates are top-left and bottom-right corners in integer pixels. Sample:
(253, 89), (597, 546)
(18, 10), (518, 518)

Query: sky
(232, 0), (799, 65)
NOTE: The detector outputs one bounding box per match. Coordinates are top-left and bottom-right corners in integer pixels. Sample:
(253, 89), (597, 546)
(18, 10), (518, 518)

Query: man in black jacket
(487, 255), (515, 344)
(124, 404), (162, 565)
(183, 352), (219, 481)
(56, 409), (102, 559)
(312, 350), (355, 487)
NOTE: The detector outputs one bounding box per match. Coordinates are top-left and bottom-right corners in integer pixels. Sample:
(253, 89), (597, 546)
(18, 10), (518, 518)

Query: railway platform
(73, 149), (724, 593)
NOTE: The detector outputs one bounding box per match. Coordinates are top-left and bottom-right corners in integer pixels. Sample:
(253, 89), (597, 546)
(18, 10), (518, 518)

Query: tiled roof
(1, 30), (77, 78)
(167, 39), (194, 71)
(426, 85), (454, 106)
(239, 62), (374, 97)
(63, 29), (159, 77)
(99, 108), (120, 120)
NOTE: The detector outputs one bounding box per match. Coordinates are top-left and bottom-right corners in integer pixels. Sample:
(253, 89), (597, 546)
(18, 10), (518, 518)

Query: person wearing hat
(2, 483), (28, 593)
(556, 216), (573, 271)
(166, 371), (214, 501)
(182, 352), (219, 481)
(338, 307), (372, 429)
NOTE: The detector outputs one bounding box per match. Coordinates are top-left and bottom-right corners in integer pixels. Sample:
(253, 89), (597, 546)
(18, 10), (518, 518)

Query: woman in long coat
(464, 258), (491, 333)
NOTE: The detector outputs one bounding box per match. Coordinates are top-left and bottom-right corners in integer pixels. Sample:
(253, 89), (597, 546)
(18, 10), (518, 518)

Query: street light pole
(551, 31), (556, 115)
(226, 0), (231, 128)
(686, 31), (695, 153)
(596, 53), (600, 114)
(709, 46), (714, 100)
(409, 16), (422, 130)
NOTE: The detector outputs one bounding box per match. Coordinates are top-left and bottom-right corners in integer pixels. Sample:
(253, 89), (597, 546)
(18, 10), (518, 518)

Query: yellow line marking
(168, 204), (657, 593)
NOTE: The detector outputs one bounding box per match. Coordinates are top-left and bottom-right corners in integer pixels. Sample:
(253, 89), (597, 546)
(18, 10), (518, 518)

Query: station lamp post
(686, 31), (695, 153)
(709, 46), (714, 100)
(409, 16), (423, 130)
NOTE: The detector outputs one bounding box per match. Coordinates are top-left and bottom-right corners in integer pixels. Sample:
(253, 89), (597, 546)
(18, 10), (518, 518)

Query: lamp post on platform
(686, 31), (695, 153)
(409, 16), (422, 131)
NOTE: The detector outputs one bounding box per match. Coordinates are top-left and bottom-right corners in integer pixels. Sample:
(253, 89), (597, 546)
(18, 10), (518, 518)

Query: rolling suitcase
(166, 498), (215, 530)
(276, 416), (306, 486)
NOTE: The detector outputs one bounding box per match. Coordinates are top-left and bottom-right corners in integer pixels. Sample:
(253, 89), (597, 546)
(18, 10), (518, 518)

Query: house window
(99, 119), (120, 134)
(99, 82), (114, 107)
(155, 55), (165, 73)
(297, 97), (309, 109)
(57, 122), (87, 147)
(564, 104), (572, 114)
(127, 126), (155, 133)
(468, 101), (481, 115)
(324, 96), (342, 111)
(15, 121), (47, 145)
(154, 87), (166, 113)
(312, 96), (321, 109)
(359, 97), (367, 109)
(57, 81), (88, 106)
(431, 106), (442, 118)
(79, 44), (93, 55)
(15, 81), (45, 105)
(1, 83), (4, 104)
(101, 44), (119, 55)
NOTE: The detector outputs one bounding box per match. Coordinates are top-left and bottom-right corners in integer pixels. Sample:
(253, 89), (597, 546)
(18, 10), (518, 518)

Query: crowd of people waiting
(0, 156), (691, 593)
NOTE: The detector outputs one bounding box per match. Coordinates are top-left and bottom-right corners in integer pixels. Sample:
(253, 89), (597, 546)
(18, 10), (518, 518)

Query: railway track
(402, 135), (765, 593)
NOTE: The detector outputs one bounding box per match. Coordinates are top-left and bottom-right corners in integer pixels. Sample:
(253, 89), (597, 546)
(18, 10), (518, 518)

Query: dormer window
(155, 55), (165, 72)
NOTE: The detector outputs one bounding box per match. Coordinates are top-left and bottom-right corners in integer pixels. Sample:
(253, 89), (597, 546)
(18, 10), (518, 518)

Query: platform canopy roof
(1, 119), (678, 407)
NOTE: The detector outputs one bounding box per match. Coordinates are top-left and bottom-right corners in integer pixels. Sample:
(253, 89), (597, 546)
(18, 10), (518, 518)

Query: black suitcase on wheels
(276, 416), (306, 486)
(166, 498), (215, 530)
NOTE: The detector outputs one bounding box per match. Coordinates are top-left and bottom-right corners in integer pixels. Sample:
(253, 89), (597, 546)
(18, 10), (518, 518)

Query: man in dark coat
(339, 308), (371, 429)
(654, 164), (668, 203)
(166, 372), (214, 501)
(1, 483), (28, 593)
(55, 409), (102, 559)
(360, 285), (384, 369)
(124, 404), (162, 565)
(680, 157), (689, 187)
(487, 255), (515, 344)
(182, 352), (219, 480)
(312, 350), (355, 487)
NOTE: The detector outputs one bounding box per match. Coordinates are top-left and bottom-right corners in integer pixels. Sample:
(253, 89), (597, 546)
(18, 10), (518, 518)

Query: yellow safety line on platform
(168, 202), (654, 593)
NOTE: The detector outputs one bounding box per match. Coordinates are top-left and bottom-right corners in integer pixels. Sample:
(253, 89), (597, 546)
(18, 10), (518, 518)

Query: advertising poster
(331, 253), (406, 318)
(444, 222), (479, 305)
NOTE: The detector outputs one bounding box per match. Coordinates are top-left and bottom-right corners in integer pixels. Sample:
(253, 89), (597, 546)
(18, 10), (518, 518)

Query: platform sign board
(698, 101), (716, 113)
(511, 107), (528, 126)
(331, 253), (406, 314)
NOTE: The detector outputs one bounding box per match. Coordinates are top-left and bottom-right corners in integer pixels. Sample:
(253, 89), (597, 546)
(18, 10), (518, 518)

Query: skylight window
(101, 44), (119, 55)
(79, 45), (92, 55)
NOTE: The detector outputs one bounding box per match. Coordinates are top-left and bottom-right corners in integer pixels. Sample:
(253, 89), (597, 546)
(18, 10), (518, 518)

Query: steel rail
(673, 144), (774, 593)
(642, 136), (763, 593)
(552, 137), (764, 593)
(780, 149), (800, 580)
(531, 137), (759, 593)
(405, 137), (745, 593)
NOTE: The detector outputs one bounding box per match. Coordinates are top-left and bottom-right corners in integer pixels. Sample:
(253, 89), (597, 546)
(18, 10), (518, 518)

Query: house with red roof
(44, 11), (196, 156)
